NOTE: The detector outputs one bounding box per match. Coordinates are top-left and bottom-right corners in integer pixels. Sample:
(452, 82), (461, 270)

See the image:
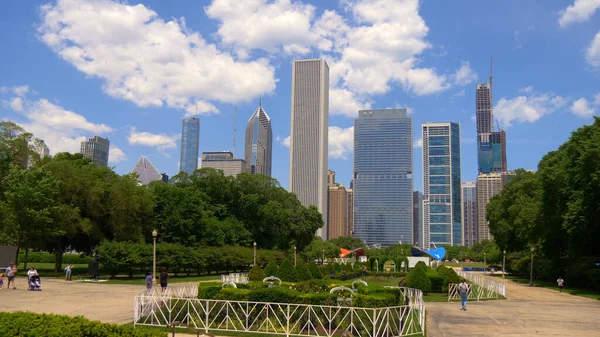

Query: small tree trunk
(54, 241), (63, 274)
(23, 241), (30, 270)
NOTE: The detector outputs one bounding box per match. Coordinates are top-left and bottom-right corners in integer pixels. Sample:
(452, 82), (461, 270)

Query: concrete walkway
(426, 277), (600, 337)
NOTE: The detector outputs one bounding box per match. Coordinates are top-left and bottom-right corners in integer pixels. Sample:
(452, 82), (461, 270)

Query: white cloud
(329, 88), (371, 117)
(452, 61), (477, 86)
(571, 98), (596, 117)
(128, 127), (178, 151)
(394, 104), (414, 115)
(13, 85), (30, 97)
(558, 0), (600, 27)
(519, 86), (534, 94)
(594, 93), (600, 105)
(413, 138), (422, 148)
(3, 90), (112, 155)
(470, 114), (476, 123)
(9, 97), (24, 112)
(454, 89), (465, 97)
(184, 100), (219, 117)
(38, 0), (276, 112)
(108, 145), (127, 163)
(586, 31), (600, 67)
(277, 135), (291, 148)
(495, 91), (568, 128)
(328, 126), (353, 159)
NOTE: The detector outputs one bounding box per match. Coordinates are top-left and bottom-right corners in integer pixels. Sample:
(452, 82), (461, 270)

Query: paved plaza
(427, 276), (600, 337)
(1, 276), (599, 336)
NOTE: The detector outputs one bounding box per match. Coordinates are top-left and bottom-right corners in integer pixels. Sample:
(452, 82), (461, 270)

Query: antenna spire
(259, 95), (262, 107)
(233, 106), (237, 156)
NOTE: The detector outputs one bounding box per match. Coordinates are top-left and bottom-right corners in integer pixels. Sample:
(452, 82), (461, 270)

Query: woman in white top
(27, 267), (41, 291)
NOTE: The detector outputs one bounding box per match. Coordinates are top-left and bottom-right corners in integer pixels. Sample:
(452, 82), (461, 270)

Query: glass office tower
(353, 109), (413, 247)
(422, 122), (462, 248)
(179, 116), (200, 174)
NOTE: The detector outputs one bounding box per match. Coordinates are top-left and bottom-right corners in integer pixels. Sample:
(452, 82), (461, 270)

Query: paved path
(0, 278), (143, 324)
(426, 276), (600, 337)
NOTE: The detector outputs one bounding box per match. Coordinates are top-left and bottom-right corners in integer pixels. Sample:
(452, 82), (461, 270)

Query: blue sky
(1, 0), (599, 191)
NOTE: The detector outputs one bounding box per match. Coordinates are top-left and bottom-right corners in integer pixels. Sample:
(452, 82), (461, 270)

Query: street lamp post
(529, 247), (535, 287)
(294, 246), (297, 266)
(503, 250), (507, 278)
(253, 242), (257, 266)
(350, 230), (355, 265)
(152, 229), (158, 284)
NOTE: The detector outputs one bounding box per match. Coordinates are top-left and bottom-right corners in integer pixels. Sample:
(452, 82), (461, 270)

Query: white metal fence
(448, 271), (506, 301)
(133, 286), (425, 337)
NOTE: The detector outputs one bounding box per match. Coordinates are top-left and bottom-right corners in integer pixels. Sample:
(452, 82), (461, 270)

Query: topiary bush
(198, 285), (222, 299)
(264, 262), (279, 277)
(248, 287), (301, 303)
(295, 261), (313, 281)
(0, 312), (166, 337)
(413, 261), (428, 273)
(307, 263), (323, 279)
(276, 259), (298, 282)
(426, 270), (444, 293)
(248, 264), (265, 281)
(406, 265), (432, 294)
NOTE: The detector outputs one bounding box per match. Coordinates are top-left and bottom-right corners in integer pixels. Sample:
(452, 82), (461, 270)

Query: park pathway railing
(448, 271), (506, 301)
(134, 285), (425, 337)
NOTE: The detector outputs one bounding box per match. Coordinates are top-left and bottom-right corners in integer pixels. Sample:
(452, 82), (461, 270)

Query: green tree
(329, 236), (365, 250)
(405, 265), (432, 294)
(295, 261), (312, 281)
(248, 264), (265, 281)
(264, 262), (279, 277)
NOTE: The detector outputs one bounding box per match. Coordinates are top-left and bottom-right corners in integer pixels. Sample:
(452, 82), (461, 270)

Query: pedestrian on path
(64, 265), (73, 281)
(145, 272), (153, 295)
(459, 279), (469, 311)
(159, 268), (169, 296)
(557, 277), (565, 293)
(6, 263), (16, 290)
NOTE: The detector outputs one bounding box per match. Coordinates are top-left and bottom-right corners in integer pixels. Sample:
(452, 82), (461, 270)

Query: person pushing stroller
(27, 267), (41, 291)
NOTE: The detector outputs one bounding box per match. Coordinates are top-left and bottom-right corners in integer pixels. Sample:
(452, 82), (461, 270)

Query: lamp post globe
(294, 246), (297, 266)
(253, 242), (257, 266)
(503, 250), (507, 278)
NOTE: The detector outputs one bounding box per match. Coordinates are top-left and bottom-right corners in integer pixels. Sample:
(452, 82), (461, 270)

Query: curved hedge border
(0, 312), (166, 337)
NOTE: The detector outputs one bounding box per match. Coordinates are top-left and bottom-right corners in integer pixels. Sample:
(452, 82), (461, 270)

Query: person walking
(557, 277), (565, 293)
(145, 272), (153, 295)
(6, 263), (16, 290)
(64, 265), (73, 281)
(459, 279), (469, 311)
(159, 268), (169, 296)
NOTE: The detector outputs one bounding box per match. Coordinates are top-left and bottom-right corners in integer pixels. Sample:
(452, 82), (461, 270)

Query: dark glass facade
(179, 117), (200, 174)
(354, 109), (412, 247)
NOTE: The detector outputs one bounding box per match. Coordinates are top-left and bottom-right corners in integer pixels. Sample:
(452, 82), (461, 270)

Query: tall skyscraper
(80, 136), (109, 167)
(354, 109), (413, 247)
(244, 104), (272, 176)
(461, 182), (477, 247)
(180, 116), (200, 174)
(413, 191), (423, 248)
(328, 183), (349, 239)
(289, 59), (329, 239)
(347, 188), (354, 235)
(131, 156), (163, 185)
(201, 151), (246, 177)
(422, 122), (462, 248)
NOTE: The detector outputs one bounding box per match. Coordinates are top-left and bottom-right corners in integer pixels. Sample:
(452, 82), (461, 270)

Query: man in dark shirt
(159, 268), (169, 296)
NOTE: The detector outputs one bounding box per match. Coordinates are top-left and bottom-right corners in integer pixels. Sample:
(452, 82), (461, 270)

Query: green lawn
(503, 275), (600, 300)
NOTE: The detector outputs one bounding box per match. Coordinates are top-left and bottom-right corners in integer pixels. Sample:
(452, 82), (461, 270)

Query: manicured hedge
(264, 262), (278, 277)
(248, 265), (265, 281)
(0, 312), (165, 337)
(276, 259), (298, 282)
(406, 265), (432, 294)
(18, 252), (89, 264)
(426, 271), (444, 293)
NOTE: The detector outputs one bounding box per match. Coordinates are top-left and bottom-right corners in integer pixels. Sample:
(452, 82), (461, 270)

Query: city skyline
(1, 0), (599, 194)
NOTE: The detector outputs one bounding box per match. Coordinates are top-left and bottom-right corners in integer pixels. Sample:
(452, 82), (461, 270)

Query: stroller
(28, 275), (41, 291)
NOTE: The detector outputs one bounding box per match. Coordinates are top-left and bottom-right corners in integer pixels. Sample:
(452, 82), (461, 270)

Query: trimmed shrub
(353, 293), (396, 308)
(406, 265), (432, 294)
(276, 259), (298, 282)
(264, 262), (279, 277)
(295, 261), (313, 281)
(426, 271), (444, 293)
(248, 264), (265, 281)
(198, 285), (222, 299)
(307, 263), (322, 279)
(216, 288), (251, 301)
(300, 293), (338, 306)
(0, 312), (165, 337)
(413, 261), (428, 273)
(292, 280), (329, 294)
(248, 287), (300, 303)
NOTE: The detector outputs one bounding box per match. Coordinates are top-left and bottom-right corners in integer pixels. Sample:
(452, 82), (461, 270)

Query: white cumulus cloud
(329, 88), (371, 117)
(9, 97), (24, 112)
(452, 61), (478, 86)
(413, 138), (422, 148)
(586, 31), (600, 67)
(571, 98), (596, 117)
(328, 126), (353, 159)
(519, 86), (534, 94)
(128, 127), (178, 151)
(495, 91), (568, 128)
(558, 0), (600, 27)
(13, 85), (30, 97)
(37, 0), (276, 113)
(594, 92), (600, 105)
(108, 145), (127, 164)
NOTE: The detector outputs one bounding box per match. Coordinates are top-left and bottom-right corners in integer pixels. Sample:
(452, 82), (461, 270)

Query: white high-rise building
(289, 59), (329, 239)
